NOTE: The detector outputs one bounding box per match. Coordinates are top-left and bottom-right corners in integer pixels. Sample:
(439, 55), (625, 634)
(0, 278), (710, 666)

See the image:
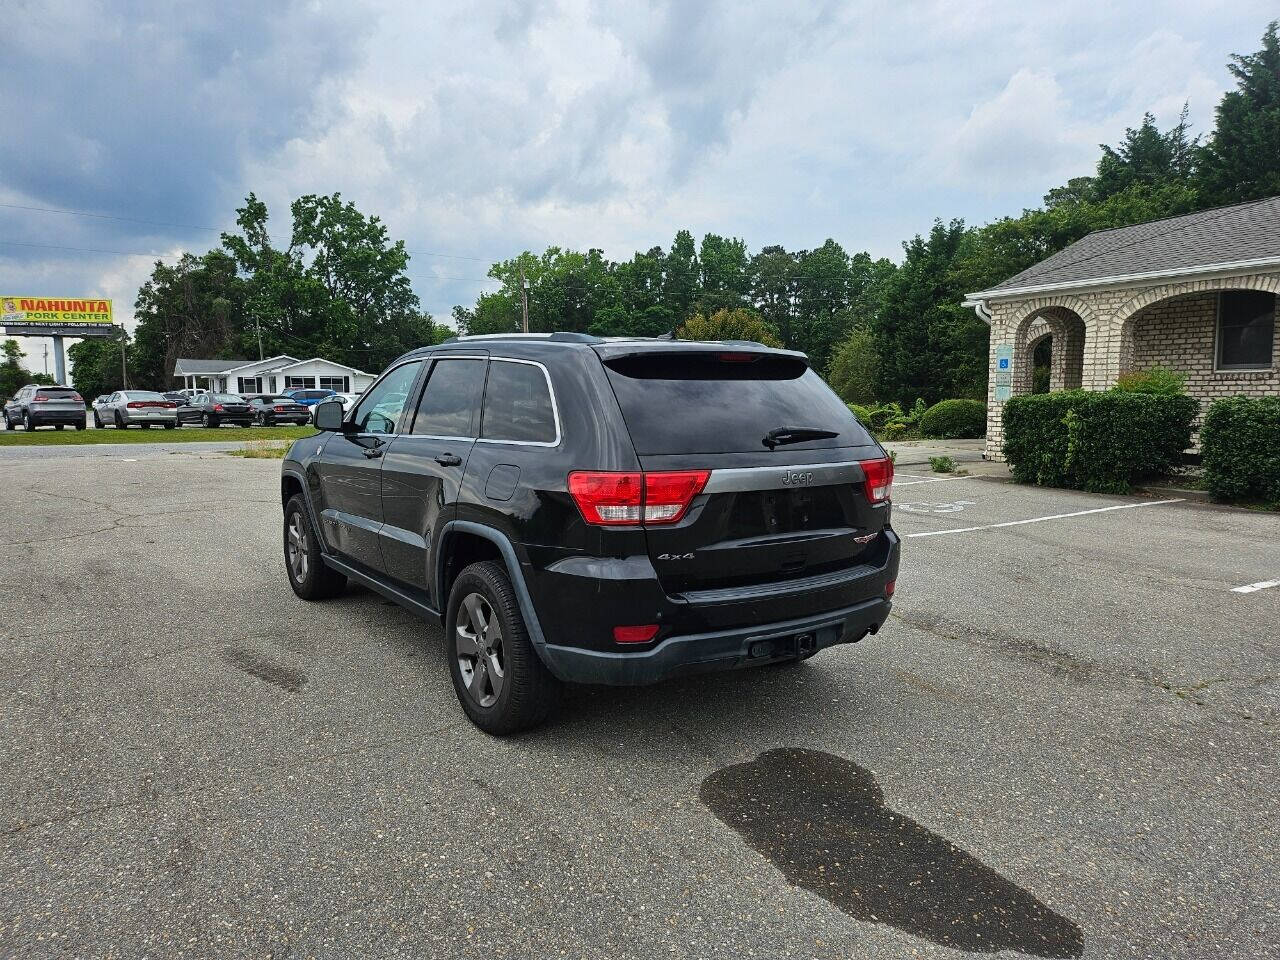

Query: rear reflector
(568, 470), (710, 526)
(613, 624), (659, 644)
(885, 579), (896, 597)
(858, 456), (894, 504)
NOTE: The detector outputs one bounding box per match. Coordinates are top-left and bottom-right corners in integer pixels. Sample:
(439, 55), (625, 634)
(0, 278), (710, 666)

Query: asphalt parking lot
(1, 452), (1277, 958)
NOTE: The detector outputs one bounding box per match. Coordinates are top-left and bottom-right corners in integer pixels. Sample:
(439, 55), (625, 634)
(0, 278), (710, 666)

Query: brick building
(964, 196), (1280, 459)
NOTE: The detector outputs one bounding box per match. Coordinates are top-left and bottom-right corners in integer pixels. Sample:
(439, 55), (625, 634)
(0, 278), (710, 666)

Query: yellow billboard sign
(2, 296), (113, 326)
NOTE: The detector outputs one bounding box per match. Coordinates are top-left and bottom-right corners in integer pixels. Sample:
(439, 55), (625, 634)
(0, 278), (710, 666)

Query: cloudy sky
(1, 0), (1273, 371)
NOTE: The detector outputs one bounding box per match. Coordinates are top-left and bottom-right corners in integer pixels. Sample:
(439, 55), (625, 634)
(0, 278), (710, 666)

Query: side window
(411, 358), (486, 437)
(481, 361), (557, 444)
(352, 361), (423, 435)
(1218, 291), (1275, 370)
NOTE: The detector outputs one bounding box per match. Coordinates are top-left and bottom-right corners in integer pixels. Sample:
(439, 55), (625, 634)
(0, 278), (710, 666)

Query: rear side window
(603, 352), (871, 455)
(411, 358), (486, 437)
(481, 361), (557, 444)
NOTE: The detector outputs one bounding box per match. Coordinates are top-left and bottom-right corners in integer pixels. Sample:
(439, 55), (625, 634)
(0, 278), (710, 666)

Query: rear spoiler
(590, 340), (808, 364)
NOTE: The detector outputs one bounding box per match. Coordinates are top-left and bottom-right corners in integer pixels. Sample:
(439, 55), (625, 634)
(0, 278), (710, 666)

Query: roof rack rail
(442, 332), (602, 344)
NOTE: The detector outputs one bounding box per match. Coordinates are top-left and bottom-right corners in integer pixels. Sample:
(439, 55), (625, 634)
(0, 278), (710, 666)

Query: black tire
(201, 413), (211, 427)
(24, 413), (35, 431)
(115, 413), (127, 429)
(445, 560), (558, 735)
(75, 422), (85, 431)
(92, 411), (103, 428)
(164, 422), (175, 430)
(55, 424), (64, 430)
(239, 422), (251, 428)
(141, 423), (152, 429)
(283, 494), (346, 600)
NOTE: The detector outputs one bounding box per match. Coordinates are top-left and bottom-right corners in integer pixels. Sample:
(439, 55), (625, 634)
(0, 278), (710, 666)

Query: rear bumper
(539, 595), (891, 685)
(528, 529), (900, 685)
(28, 410), (85, 425)
(124, 411), (177, 423)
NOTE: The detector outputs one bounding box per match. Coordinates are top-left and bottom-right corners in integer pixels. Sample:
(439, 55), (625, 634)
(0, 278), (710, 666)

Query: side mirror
(313, 398), (346, 432)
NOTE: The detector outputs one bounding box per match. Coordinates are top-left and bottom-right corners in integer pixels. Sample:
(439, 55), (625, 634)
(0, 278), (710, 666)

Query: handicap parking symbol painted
(897, 500), (976, 514)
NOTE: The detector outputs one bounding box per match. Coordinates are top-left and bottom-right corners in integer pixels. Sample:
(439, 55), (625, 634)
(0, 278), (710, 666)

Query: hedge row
(1200, 396), (1280, 505)
(1002, 391), (1197, 493)
(919, 399), (985, 439)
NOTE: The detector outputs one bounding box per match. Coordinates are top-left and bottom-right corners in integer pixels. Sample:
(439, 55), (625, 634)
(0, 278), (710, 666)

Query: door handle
(434, 452), (462, 467)
(363, 445), (384, 459)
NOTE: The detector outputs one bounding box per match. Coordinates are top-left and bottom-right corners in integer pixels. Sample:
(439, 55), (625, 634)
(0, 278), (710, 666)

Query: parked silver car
(95, 390), (178, 429)
(3, 384), (86, 431)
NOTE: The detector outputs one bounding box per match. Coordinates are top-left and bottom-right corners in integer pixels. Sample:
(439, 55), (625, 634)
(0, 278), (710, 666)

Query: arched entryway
(1013, 305), (1086, 395)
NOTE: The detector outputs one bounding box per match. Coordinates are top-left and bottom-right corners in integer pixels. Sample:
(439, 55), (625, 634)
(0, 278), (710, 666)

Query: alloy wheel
(286, 512), (309, 583)
(456, 592), (506, 708)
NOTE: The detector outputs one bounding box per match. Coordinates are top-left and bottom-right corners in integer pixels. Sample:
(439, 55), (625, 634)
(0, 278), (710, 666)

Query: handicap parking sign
(998, 357), (1010, 370)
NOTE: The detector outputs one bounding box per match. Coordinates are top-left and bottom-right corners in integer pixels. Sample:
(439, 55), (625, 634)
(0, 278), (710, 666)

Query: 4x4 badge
(657, 553), (695, 561)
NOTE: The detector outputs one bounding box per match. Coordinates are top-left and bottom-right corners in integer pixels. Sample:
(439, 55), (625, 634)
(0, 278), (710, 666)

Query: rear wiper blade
(762, 426), (839, 449)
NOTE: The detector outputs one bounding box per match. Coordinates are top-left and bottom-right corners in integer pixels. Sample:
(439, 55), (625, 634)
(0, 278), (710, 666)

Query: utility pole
(42, 342), (49, 376)
(519, 263), (529, 333)
(118, 329), (129, 388)
(255, 316), (264, 360)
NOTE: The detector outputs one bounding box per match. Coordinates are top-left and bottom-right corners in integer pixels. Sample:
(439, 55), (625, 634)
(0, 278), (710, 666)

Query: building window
(318, 376), (349, 392)
(285, 376), (316, 389)
(237, 377), (262, 394)
(1217, 291), (1275, 370)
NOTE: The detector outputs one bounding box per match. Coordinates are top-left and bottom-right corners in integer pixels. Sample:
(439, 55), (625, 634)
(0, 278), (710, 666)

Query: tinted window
(481, 361), (556, 443)
(125, 391), (167, 402)
(411, 359), (486, 437)
(209, 394), (244, 403)
(1218, 291), (1275, 369)
(603, 352), (871, 455)
(35, 388), (80, 399)
(353, 361), (422, 434)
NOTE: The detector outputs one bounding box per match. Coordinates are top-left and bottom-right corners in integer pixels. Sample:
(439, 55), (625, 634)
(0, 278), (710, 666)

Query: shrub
(879, 422), (909, 440)
(920, 399), (986, 439)
(866, 402), (904, 430)
(1200, 396), (1280, 505)
(929, 455), (955, 473)
(1113, 366), (1187, 395)
(848, 403), (874, 424)
(1003, 390), (1197, 493)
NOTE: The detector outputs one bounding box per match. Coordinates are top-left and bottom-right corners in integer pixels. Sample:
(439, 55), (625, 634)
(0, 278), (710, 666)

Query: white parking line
(905, 498), (1185, 538)
(1231, 579), (1280, 594)
(895, 475), (978, 487)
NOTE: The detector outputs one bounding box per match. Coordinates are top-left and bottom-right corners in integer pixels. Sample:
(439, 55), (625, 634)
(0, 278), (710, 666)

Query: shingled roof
(971, 195), (1280, 299)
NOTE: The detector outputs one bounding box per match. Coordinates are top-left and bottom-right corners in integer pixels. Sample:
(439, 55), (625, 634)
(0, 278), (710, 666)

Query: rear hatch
(596, 345), (891, 597)
(33, 388), (84, 414)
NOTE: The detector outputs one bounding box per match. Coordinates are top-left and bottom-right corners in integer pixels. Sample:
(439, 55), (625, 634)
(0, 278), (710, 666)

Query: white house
(172, 355), (376, 395)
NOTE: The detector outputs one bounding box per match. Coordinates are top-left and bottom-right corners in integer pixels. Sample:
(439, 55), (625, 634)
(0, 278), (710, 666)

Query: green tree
(0, 339), (32, 398)
(679, 307), (782, 347)
(663, 230), (699, 323)
(67, 336), (129, 399)
(1199, 21), (1280, 204)
(826, 327), (880, 404)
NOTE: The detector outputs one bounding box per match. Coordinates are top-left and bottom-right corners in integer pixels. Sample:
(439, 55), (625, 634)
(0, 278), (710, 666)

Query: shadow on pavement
(701, 747), (1084, 957)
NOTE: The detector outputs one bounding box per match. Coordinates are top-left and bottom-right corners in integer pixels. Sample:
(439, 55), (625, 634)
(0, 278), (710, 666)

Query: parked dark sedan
(183, 392), (253, 427)
(244, 395), (311, 426)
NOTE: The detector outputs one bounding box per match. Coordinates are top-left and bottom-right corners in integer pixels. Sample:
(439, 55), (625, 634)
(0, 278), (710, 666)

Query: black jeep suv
(280, 334), (899, 733)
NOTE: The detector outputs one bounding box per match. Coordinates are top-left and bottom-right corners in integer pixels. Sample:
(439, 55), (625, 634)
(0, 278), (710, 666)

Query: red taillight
(567, 472), (643, 525)
(71, 393), (83, 402)
(32, 395), (49, 402)
(126, 401), (143, 409)
(885, 579), (896, 597)
(568, 470), (710, 526)
(642, 470), (710, 523)
(214, 404), (224, 412)
(859, 456), (893, 504)
(613, 624), (659, 644)
(716, 352), (758, 362)
(164, 402), (177, 409)
(274, 405), (287, 412)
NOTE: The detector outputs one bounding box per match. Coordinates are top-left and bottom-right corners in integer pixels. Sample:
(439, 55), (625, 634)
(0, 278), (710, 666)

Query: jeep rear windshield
(602, 351), (871, 455)
(36, 388), (80, 399)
